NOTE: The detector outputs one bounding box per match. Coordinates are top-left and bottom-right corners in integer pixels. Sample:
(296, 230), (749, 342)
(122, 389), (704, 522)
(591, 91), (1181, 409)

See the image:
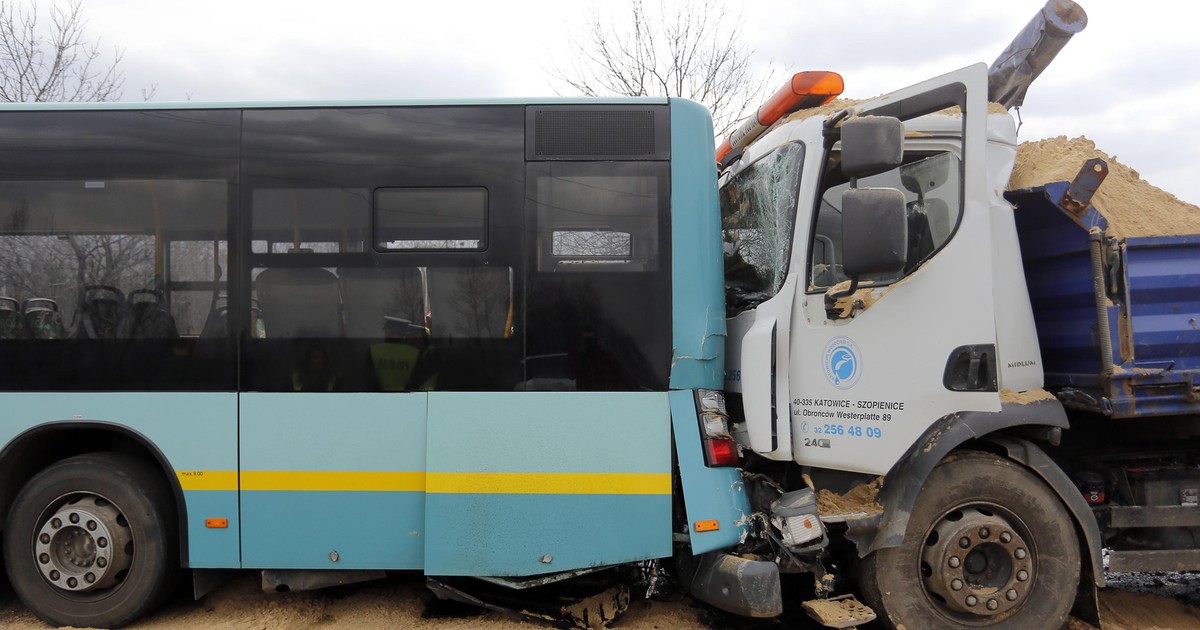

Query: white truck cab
(722, 64), (1042, 474)
(713, 61), (1096, 630)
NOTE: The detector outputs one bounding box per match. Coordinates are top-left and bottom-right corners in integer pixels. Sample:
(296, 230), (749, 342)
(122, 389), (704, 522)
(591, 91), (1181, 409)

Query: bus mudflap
(674, 550), (782, 618)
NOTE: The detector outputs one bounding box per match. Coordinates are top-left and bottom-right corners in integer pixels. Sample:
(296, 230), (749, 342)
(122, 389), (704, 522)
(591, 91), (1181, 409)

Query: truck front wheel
(860, 451), (1079, 630)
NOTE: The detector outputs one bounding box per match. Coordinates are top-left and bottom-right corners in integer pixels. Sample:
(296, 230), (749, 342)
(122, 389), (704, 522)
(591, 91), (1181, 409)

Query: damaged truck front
(693, 2), (1133, 629)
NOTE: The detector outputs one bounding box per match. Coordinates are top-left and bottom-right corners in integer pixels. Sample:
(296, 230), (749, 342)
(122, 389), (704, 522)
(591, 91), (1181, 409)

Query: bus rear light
(697, 389), (739, 466)
(703, 437), (740, 467)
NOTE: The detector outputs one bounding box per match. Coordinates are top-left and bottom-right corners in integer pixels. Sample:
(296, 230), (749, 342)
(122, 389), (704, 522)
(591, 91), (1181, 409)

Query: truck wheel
(3, 452), (178, 628)
(860, 451), (1079, 630)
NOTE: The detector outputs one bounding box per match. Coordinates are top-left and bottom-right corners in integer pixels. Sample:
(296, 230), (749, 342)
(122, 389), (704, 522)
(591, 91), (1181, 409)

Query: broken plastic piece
(801, 594), (877, 628)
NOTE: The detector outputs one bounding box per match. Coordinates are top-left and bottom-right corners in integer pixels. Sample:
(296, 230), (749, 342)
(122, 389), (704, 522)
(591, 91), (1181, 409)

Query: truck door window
(720, 142), (805, 317)
(809, 151), (961, 290)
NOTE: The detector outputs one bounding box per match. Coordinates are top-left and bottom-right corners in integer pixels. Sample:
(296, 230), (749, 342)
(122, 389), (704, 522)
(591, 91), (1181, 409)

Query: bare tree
(0, 0), (123, 102)
(549, 0), (775, 137)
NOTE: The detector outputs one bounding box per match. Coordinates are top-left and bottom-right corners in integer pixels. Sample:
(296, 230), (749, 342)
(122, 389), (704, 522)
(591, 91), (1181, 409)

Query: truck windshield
(719, 142), (805, 317)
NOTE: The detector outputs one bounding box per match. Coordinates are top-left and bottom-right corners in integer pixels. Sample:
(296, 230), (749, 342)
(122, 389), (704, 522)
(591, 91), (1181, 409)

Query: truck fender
(980, 434), (1104, 589)
(845, 399), (1070, 556)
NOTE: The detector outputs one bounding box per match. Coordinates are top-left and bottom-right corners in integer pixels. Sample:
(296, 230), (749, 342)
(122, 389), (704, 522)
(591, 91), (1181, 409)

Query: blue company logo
(823, 336), (862, 389)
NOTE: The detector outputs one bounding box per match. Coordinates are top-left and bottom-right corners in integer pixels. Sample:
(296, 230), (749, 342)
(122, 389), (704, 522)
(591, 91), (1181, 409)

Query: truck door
(791, 64), (1000, 474)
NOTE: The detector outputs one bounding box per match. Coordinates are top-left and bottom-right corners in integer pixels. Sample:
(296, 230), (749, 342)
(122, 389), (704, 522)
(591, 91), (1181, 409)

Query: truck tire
(3, 452), (178, 628)
(859, 450), (1079, 630)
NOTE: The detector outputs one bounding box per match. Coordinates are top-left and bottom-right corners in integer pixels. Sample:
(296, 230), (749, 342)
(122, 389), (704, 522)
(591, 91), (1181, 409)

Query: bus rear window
(530, 163), (664, 272)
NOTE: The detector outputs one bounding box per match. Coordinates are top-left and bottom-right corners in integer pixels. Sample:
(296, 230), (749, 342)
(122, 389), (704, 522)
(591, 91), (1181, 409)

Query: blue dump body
(1011, 182), (1200, 418)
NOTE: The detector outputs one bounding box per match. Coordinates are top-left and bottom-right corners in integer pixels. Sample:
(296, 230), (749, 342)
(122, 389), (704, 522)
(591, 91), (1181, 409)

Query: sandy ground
(2, 571), (1200, 630)
(0, 572), (710, 630)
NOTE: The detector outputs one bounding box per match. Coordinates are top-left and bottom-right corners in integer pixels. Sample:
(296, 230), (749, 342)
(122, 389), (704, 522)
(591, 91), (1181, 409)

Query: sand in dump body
(816, 476), (883, 516)
(1009, 135), (1200, 239)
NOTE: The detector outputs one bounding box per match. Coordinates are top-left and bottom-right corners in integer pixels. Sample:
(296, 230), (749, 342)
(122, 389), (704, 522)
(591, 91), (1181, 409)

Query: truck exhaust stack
(987, 0), (1087, 109)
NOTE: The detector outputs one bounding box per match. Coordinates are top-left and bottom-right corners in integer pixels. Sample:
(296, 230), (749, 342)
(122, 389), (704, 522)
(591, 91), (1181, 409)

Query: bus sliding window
(374, 187), (487, 252)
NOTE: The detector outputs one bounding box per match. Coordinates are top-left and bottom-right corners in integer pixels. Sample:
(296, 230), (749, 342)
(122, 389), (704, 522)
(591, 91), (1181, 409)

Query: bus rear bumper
(676, 550), (782, 618)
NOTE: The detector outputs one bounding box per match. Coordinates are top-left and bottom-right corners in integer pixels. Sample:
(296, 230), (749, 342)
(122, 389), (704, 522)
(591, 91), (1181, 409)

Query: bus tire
(3, 452), (178, 628)
(859, 451), (1079, 630)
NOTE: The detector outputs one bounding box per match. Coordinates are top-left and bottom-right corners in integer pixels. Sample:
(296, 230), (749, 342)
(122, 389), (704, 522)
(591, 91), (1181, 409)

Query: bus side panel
(424, 392), (671, 576)
(0, 392), (240, 568)
(669, 390), (750, 554)
(239, 393), (426, 570)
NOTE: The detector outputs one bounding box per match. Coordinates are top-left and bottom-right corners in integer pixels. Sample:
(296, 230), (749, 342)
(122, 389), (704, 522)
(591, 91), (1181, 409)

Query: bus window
(531, 164), (661, 272)
(0, 178), (232, 390)
(525, 160), (671, 391)
(251, 188), (369, 254)
(374, 187), (487, 251)
(241, 106), (525, 393)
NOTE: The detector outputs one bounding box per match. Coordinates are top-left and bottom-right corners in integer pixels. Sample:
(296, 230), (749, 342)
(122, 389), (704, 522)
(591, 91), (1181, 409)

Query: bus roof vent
(528, 107), (669, 161)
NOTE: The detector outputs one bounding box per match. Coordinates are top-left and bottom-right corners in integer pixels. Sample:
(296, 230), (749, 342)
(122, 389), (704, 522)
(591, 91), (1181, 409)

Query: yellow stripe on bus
(175, 470), (238, 492)
(176, 470), (670, 495)
(240, 471), (427, 492)
(426, 472), (671, 495)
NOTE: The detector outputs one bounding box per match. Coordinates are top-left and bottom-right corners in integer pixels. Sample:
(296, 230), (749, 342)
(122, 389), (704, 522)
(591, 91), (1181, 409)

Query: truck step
(1106, 505), (1200, 528)
(801, 594), (877, 628)
(1108, 549), (1200, 573)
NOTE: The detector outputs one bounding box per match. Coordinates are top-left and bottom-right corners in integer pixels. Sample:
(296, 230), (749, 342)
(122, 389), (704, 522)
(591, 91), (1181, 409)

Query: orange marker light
(694, 519), (720, 532)
(716, 70), (844, 165)
(205, 518), (228, 529)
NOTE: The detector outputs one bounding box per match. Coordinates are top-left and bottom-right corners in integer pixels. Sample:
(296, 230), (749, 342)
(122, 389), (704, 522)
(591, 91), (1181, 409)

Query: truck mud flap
(675, 551), (782, 618)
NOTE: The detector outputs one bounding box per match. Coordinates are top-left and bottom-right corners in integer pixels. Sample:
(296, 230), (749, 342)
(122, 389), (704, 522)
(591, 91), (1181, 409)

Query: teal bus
(0, 97), (754, 627)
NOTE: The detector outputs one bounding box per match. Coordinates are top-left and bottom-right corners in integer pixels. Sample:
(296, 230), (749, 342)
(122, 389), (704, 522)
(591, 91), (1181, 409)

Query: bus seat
(75, 285), (126, 340)
(426, 267), (512, 338)
(121, 290), (179, 339)
(0, 297), (24, 339)
(23, 298), (68, 340)
(199, 295), (228, 339)
(200, 297), (265, 339)
(255, 267), (342, 338)
(339, 267), (424, 338)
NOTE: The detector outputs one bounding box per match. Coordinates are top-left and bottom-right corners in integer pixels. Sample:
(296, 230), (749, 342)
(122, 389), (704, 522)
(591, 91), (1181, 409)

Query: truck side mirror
(825, 187), (907, 320)
(842, 188), (908, 277)
(840, 117), (903, 179)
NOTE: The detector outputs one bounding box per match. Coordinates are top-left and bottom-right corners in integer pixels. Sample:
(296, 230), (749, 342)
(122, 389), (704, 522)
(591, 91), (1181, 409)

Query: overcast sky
(80, 0), (1200, 205)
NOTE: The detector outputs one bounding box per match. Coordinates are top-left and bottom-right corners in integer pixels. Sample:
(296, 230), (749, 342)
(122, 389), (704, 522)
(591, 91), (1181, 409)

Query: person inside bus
(292, 344), (342, 391)
(368, 315), (439, 391)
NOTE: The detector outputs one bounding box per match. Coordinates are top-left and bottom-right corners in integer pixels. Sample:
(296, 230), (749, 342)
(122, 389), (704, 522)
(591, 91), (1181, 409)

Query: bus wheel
(859, 451), (1079, 630)
(3, 452), (178, 628)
